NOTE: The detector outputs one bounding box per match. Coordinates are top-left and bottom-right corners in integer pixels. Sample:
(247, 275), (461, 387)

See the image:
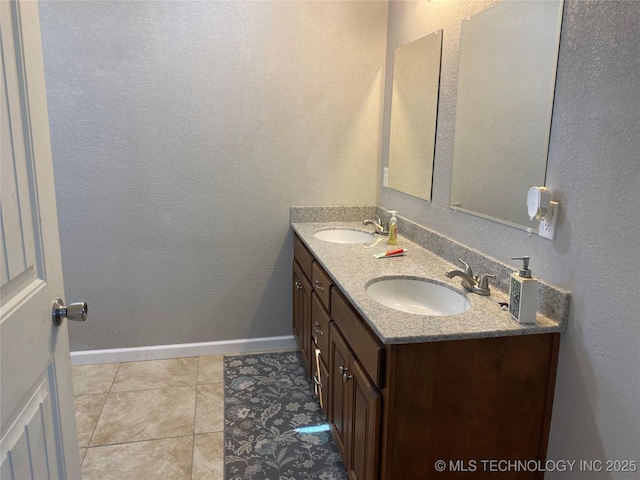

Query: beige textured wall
(39, 1), (388, 350)
(380, 0), (640, 476)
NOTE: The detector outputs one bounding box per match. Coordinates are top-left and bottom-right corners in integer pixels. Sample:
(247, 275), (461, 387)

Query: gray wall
(40, 0), (640, 473)
(39, 1), (387, 350)
(381, 0), (639, 477)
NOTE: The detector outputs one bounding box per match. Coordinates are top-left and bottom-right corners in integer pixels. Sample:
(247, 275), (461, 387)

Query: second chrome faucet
(445, 259), (494, 296)
(363, 216), (389, 236)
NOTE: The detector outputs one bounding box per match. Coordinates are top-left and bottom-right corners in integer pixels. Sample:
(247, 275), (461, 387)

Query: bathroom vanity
(291, 213), (568, 480)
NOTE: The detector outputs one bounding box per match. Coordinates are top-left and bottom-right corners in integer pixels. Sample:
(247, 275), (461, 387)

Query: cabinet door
(347, 360), (381, 480)
(292, 262), (304, 344)
(330, 324), (382, 480)
(329, 323), (351, 461)
(311, 293), (330, 356)
(293, 262), (312, 376)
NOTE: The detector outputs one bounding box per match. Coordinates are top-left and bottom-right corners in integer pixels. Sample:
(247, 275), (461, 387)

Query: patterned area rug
(224, 351), (348, 480)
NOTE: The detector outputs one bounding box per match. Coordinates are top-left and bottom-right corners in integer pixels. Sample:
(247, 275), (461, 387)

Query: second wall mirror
(449, 0), (564, 230)
(388, 30), (443, 201)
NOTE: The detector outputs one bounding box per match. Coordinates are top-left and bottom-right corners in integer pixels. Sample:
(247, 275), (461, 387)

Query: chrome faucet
(445, 259), (494, 296)
(363, 216), (389, 235)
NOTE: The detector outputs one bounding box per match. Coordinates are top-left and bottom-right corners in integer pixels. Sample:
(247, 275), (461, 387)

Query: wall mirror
(388, 30), (443, 201)
(449, 0), (563, 230)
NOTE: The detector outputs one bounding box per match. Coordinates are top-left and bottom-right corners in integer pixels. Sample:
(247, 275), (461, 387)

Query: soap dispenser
(508, 256), (538, 324)
(387, 211), (398, 245)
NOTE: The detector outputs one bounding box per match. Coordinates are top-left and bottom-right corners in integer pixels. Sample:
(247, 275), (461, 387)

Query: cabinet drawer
(311, 293), (330, 355)
(312, 262), (333, 310)
(331, 289), (385, 388)
(294, 234), (314, 280)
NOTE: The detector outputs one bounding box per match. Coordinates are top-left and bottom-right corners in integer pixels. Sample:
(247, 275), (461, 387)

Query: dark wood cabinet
(293, 259), (312, 376)
(293, 233), (560, 480)
(311, 293), (331, 416)
(293, 234), (332, 404)
(379, 334), (560, 480)
(328, 321), (350, 460)
(330, 323), (381, 480)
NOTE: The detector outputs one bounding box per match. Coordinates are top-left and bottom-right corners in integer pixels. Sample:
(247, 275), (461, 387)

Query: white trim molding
(70, 335), (297, 365)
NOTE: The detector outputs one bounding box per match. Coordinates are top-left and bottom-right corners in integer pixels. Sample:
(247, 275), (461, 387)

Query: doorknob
(52, 298), (88, 326)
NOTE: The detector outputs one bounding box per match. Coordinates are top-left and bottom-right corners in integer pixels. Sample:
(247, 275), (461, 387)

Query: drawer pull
(314, 279), (325, 292)
(339, 365), (348, 375)
(313, 374), (323, 387)
(342, 372), (353, 383)
(313, 322), (324, 336)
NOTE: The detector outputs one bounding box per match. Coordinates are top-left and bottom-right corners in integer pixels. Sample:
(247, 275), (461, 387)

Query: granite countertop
(292, 221), (564, 345)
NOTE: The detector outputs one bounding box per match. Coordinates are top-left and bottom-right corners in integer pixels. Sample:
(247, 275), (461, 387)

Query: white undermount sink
(313, 229), (375, 244)
(366, 277), (470, 316)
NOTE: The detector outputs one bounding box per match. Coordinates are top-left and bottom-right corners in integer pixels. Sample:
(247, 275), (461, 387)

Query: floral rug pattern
(224, 351), (348, 480)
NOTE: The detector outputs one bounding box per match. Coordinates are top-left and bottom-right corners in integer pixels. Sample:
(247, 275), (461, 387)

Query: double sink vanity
(291, 206), (570, 480)
(288, 3), (569, 478)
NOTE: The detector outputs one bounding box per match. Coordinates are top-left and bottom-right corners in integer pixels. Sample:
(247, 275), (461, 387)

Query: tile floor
(72, 356), (225, 480)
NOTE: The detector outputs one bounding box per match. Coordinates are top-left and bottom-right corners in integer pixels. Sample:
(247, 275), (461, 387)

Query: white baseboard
(70, 335), (297, 365)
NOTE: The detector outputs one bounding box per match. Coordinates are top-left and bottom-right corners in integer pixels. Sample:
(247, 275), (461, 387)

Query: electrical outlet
(538, 201), (558, 240)
(383, 167), (389, 188)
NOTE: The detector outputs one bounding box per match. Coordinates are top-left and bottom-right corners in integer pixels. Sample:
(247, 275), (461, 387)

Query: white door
(1, 1), (82, 478)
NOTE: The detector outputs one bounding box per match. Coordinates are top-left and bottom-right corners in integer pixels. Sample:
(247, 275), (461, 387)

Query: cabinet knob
(339, 365), (348, 375)
(342, 372), (353, 383)
(295, 281), (302, 290)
